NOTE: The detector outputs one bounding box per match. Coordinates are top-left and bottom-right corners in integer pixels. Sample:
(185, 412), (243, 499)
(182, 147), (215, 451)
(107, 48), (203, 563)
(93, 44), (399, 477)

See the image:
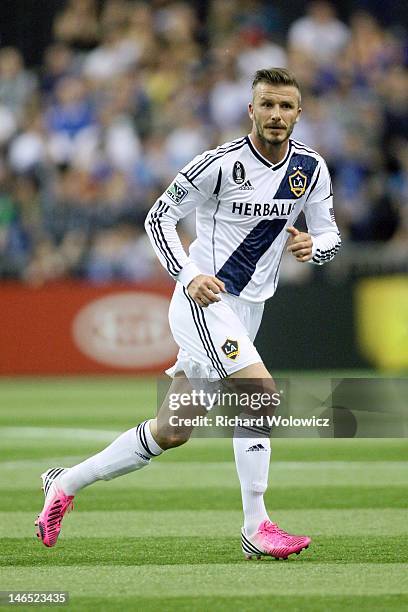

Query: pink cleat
(35, 468), (74, 548)
(241, 520), (311, 560)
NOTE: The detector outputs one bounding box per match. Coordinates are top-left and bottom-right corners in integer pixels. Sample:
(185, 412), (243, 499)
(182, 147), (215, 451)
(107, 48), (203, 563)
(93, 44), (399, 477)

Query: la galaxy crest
(288, 167), (307, 197)
(221, 338), (239, 360)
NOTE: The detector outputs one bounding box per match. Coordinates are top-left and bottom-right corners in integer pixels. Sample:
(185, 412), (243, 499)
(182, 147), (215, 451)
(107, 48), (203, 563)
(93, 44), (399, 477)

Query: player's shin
(58, 420), (163, 495)
(233, 414), (271, 537)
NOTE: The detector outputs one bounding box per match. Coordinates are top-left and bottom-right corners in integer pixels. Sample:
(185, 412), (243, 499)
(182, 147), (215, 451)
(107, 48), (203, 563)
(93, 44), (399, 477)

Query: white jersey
(145, 135), (341, 303)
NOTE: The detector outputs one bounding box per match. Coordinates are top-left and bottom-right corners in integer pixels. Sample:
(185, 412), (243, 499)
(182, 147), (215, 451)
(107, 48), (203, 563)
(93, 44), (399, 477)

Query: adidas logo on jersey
(246, 443), (267, 452)
(238, 180), (254, 190)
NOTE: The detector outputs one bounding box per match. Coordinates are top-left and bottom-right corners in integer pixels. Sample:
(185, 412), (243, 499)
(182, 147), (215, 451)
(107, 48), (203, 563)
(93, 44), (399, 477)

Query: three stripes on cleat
(241, 530), (263, 558)
(41, 467), (67, 496)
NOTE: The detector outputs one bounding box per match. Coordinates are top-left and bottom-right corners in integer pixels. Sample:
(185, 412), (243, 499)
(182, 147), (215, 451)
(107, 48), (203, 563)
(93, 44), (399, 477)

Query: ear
(295, 106), (302, 123)
(248, 102), (254, 121)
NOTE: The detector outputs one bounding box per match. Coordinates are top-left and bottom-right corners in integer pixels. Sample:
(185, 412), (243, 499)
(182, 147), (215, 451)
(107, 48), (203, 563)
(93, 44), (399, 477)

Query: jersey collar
(246, 135), (292, 170)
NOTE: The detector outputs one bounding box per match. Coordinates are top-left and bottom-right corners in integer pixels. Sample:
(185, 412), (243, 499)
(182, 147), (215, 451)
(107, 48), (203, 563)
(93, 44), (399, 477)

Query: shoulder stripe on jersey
(321, 157), (334, 198)
(148, 201), (181, 277)
(185, 138), (246, 180)
(185, 138), (244, 178)
(291, 143), (333, 199)
(245, 136), (292, 170)
(188, 140), (247, 182)
(291, 144), (320, 158)
(306, 167), (321, 201)
(182, 288), (228, 378)
(291, 139), (317, 155)
(306, 161), (334, 203)
(291, 143), (315, 154)
(179, 171), (199, 190)
(213, 167), (222, 196)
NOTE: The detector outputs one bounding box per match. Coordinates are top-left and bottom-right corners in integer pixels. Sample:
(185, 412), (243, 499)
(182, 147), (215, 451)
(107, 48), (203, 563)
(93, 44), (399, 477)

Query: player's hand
(286, 226), (313, 262)
(187, 274), (226, 308)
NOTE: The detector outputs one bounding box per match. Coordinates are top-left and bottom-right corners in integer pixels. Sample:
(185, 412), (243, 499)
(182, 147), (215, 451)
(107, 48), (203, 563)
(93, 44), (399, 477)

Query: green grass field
(0, 377), (407, 611)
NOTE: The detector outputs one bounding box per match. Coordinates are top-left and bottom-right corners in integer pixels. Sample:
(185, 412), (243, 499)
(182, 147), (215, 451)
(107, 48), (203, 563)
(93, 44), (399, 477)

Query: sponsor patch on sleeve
(166, 181), (188, 204)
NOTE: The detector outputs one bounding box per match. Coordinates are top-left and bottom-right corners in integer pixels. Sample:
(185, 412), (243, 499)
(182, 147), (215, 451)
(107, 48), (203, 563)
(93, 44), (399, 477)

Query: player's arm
(289, 160), (341, 265)
(144, 160), (225, 306)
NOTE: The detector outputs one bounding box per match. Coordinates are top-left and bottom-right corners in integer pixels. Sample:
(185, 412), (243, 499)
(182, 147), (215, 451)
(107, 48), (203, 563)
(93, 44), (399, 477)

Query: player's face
(248, 83), (301, 146)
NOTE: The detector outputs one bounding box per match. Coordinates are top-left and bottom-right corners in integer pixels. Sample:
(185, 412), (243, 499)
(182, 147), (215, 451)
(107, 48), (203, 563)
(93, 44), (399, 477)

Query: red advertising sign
(0, 282), (178, 375)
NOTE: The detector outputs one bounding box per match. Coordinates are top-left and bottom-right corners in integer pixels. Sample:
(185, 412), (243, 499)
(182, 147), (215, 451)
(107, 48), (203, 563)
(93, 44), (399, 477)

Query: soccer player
(35, 68), (341, 559)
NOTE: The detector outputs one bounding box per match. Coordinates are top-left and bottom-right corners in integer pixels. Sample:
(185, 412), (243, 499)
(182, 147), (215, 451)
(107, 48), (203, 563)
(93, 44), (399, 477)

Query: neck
(249, 133), (290, 165)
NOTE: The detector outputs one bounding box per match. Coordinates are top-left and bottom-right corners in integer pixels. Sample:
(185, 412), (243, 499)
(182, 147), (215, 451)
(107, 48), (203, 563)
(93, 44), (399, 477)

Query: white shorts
(166, 282), (264, 380)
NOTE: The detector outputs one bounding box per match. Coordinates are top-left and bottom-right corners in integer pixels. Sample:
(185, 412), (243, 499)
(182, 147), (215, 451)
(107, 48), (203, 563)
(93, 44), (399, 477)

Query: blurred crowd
(0, 0), (407, 284)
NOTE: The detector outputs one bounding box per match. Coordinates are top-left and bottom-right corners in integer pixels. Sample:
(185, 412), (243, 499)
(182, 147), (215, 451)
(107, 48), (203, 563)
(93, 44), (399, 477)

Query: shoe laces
(260, 520), (290, 540)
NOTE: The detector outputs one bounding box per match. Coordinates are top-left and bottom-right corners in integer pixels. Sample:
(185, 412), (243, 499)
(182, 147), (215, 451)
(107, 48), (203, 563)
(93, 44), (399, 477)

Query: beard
(254, 115), (295, 145)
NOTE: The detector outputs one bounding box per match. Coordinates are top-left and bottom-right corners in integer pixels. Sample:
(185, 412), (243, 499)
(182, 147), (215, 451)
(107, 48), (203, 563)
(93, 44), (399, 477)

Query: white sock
(59, 420), (163, 495)
(233, 418), (271, 537)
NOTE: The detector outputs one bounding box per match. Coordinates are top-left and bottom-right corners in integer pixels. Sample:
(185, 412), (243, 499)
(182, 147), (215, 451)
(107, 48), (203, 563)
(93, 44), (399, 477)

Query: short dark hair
(252, 68), (301, 100)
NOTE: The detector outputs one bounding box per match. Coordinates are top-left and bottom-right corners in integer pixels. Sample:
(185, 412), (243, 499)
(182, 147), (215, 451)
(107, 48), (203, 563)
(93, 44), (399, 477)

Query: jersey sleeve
(303, 160), (342, 265)
(144, 152), (222, 287)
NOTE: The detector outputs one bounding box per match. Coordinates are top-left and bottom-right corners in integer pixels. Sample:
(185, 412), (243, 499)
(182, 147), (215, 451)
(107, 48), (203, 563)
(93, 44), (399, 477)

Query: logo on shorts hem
(221, 338), (239, 360)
